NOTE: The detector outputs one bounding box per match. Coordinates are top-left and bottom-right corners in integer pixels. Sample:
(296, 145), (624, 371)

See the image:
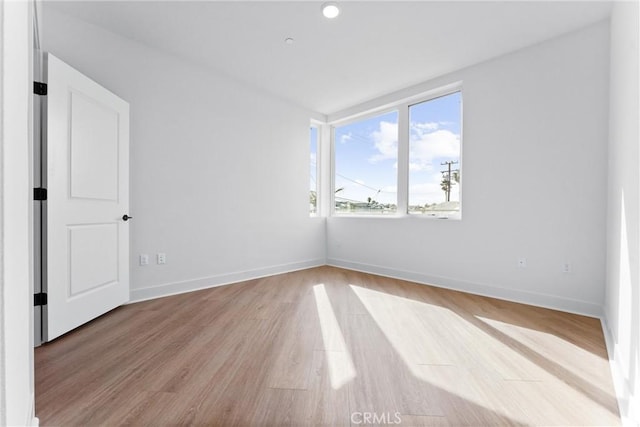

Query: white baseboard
(29, 391), (38, 426)
(601, 317), (639, 427)
(129, 258), (326, 303)
(327, 258), (602, 318)
(131, 257), (602, 317)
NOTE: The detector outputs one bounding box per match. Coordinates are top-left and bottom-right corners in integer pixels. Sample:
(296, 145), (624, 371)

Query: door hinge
(34, 187), (47, 201)
(33, 81), (47, 96)
(34, 292), (48, 306)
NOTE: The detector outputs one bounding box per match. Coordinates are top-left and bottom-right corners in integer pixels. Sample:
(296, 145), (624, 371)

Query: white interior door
(46, 53), (130, 341)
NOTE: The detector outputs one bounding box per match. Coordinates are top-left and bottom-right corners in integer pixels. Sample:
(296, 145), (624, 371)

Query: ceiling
(46, 1), (613, 115)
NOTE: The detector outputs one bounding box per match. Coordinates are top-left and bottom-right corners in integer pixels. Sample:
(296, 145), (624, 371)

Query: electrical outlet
(562, 263), (571, 273)
(157, 253), (166, 265)
(517, 257), (527, 268)
(139, 254), (149, 266)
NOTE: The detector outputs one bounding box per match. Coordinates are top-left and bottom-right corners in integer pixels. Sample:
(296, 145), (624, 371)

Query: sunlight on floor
(312, 284), (356, 389)
(348, 284), (603, 423)
(348, 284), (456, 368)
(349, 283), (619, 422)
(474, 315), (619, 416)
(348, 284), (522, 417)
(476, 315), (606, 370)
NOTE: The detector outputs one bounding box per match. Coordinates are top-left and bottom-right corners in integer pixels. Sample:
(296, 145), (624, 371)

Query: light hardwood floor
(35, 266), (620, 426)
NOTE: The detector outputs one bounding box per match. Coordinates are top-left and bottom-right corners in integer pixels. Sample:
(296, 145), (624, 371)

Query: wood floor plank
(266, 291), (318, 390)
(346, 313), (443, 418)
(35, 266), (621, 426)
(294, 350), (351, 426)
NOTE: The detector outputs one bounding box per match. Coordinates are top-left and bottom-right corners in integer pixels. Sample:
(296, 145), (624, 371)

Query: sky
(331, 91), (461, 207)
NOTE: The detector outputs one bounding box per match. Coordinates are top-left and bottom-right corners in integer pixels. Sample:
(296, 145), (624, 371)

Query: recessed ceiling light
(285, 37), (295, 45)
(321, 2), (340, 19)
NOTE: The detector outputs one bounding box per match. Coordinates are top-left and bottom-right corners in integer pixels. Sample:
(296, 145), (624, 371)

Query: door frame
(33, 49), (46, 346)
(0, 0), (37, 424)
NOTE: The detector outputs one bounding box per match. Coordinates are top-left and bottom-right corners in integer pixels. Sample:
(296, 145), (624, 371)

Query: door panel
(46, 53), (129, 341)
(68, 224), (119, 296)
(69, 91), (120, 201)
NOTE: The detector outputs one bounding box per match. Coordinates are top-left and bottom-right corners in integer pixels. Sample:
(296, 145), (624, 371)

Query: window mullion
(397, 105), (409, 216)
(320, 124), (332, 217)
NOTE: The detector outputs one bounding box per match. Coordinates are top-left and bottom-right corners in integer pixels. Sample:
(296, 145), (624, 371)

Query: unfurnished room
(0, 0), (639, 426)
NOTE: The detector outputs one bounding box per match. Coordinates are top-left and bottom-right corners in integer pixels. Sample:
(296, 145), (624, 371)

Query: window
(330, 86), (462, 218)
(334, 111), (398, 215)
(408, 92), (462, 217)
(310, 126), (318, 216)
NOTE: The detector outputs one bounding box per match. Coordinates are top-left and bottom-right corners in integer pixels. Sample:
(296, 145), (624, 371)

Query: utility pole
(440, 161), (459, 202)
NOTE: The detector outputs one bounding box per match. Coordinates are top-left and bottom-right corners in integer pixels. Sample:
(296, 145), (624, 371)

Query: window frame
(328, 82), (463, 219)
(407, 90), (464, 218)
(309, 123), (320, 217)
(330, 107), (401, 217)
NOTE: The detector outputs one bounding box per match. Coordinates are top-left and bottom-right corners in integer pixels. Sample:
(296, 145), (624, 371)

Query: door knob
(122, 214), (133, 221)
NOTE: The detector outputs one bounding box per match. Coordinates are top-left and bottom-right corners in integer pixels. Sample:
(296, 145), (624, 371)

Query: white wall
(41, 7), (326, 301)
(0, 0), (36, 425)
(604, 1), (640, 425)
(327, 22), (610, 317)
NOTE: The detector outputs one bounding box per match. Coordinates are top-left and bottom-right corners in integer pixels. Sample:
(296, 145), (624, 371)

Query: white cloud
(409, 172), (460, 205)
(381, 185), (397, 194)
(412, 122), (439, 132)
(310, 152), (317, 164)
(410, 181), (441, 200)
(340, 133), (353, 144)
(365, 120), (459, 171)
(368, 121), (398, 164)
(409, 162), (425, 172)
(410, 129), (460, 170)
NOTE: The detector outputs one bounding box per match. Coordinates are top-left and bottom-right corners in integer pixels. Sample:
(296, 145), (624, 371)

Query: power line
(335, 172), (390, 193)
(440, 161), (459, 202)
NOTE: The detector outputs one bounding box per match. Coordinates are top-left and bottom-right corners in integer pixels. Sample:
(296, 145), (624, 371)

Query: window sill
(331, 213), (461, 220)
